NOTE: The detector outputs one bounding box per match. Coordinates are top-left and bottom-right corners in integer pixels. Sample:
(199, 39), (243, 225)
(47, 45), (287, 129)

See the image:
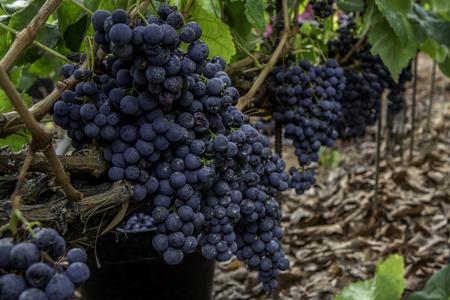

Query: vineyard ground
(211, 54), (450, 300)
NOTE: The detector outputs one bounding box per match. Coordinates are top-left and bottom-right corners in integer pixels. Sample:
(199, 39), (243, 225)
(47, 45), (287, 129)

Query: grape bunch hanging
(268, 58), (345, 195)
(51, 4), (290, 292)
(328, 17), (414, 137)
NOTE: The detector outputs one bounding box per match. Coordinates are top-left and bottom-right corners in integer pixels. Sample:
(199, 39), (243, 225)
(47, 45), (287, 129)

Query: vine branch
(0, 0), (63, 72)
(0, 63), (82, 201)
(236, 0), (290, 111)
(182, 0), (195, 19)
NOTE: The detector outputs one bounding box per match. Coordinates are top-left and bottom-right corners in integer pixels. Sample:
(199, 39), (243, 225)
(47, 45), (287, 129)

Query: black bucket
(81, 231), (215, 300)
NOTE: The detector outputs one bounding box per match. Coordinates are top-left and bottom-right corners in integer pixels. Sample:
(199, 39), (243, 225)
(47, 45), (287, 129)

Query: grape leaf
(372, 254), (406, 300)
(9, 67), (22, 87)
(374, 0), (410, 45)
(430, 0), (450, 16)
(406, 264), (450, 300)
(335, 254), (406, 300)
(224, 0), (254, 39)
(418, 38), (447, 63)
(57, 1), (90, 52)
(0, 90), (32, 114)
(336, 0), (365, 12)
(183, 0), (236, 63)
(0, 128), (31, 152)
(364, 0), (416, 82)
(335, 279), (373, 300)
(0, 90), (32, 151)
(244, 0), (265, 34)
(438, 55), (450, 78)
(407, 4), (450, 49)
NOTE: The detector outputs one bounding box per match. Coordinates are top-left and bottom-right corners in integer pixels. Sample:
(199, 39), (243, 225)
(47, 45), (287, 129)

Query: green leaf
(430, 0), (450, 16)
(0, 90), (32, 114)
(4, 0), (48, 66)
(335, 254), (406, 300)
(9, 67), (22, 87)
(374, 0), (410, 45)
(406, 264), (450, 300)
(57, 1), (90, 52)
(336, 0), (365, 12)
(365, 0), (416, 82)
(437, 54), (450, 78)
(244, 0), (265, 34)
(335, 279), (373, 300)
(0, 128), (31, 151)
(407, 4), (450, 49)
(183, 0), (236, 63)
(359, 0), (384, 37)
(372, 254), (406, 300)
(95, 0), (129, 13)
(0, 15), (11, 58)
(418, 37), (448, 63)
(8, 0), (45, 32)
(224, 0), (253, 38)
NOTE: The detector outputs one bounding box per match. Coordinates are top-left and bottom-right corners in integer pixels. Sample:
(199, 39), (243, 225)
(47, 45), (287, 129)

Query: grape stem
(134, 0), (149, 25)
(0, 22), (76, 66)
(182, 0), (195, 19)
(0, 148), (35, 235)
(218, 0), (227, 23)
(69, 0), (94, 15)
(147, 0), (158, 17)
(234, 38), (263, 70)
(0, 63), (83, 201)
(236, 0), (290, 111)
(0, 0), (64, 72)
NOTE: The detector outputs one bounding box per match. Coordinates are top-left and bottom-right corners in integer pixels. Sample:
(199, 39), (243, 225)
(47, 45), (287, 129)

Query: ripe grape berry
(0, 228), (89, 299)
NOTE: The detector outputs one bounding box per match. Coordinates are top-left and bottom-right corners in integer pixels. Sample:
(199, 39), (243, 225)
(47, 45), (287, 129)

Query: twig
(0, 63), (82, 201)
(218, 0), (227, 23)
(69, 0), (94, 15)
(409, 55), (418, 162)
(210, 0), (219, 18)
(234, 39), (263, 70)
(426, 60), (436, 132)
(147, 0), (158, 16)
(236, 0), (290, 111)
(0, 23), (75, 65)
(0, 0), (63, 72)
(134, 0), (149, 25)
(182, 0), (195, 19)
(0, 151), (111, 178)
(373, 96), (383, 213)
(224, 52), (267, 75)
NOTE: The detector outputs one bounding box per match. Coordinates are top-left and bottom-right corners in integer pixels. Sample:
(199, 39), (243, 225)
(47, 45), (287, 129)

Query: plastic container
(81, 231), (215, 300)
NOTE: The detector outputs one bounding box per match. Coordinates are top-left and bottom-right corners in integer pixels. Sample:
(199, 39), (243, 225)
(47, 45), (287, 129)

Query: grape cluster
(386, 62), (413, 115)
(53, 4), (290, 291)
(120, 212), (157, 233)
(0, 228), (89, 300)
(328, 18), (413, 137)
(309, 0), (335, 19)
(268, 58), (344, 195)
